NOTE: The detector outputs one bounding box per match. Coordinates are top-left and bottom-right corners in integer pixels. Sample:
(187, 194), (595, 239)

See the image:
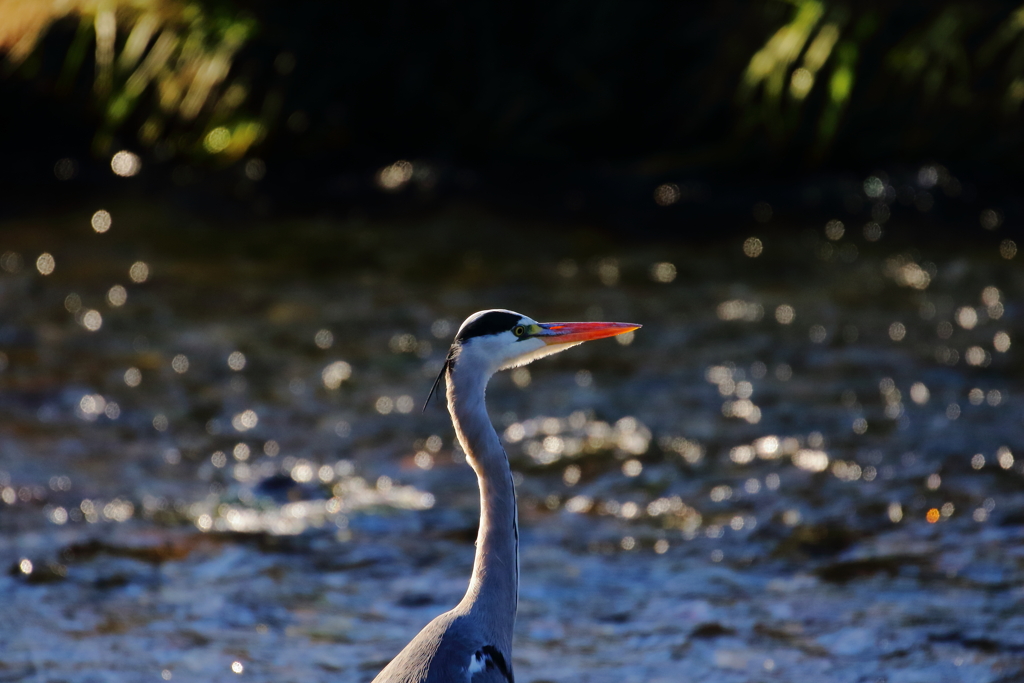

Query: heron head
(425, 309), (640, 409)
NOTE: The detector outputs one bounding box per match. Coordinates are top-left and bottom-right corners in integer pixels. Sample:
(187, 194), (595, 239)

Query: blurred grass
(3, 1), (1024, 173)
(737, 1), (1024, 159)
(0, 0), (260, 161)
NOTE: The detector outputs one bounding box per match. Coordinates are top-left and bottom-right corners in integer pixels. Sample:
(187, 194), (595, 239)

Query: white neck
(446, 360), (518, 647)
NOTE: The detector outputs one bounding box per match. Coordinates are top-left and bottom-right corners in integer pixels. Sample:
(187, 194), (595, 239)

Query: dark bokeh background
(3, 0), (1024, 238)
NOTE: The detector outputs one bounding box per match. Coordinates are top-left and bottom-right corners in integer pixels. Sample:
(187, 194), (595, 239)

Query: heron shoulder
(372, 610), (513, 683)
(466, 645), (514, 682)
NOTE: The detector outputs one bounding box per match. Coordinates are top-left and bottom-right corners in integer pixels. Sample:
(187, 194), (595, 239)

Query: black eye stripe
(455, 311), (522, 342)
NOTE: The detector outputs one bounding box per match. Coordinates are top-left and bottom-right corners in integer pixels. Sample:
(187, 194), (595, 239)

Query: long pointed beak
(537, 321), (641, 345)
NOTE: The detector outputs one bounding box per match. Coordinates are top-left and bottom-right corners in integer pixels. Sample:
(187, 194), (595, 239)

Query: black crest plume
(422, 311), (520, 412)
(423, 345), (457, 412)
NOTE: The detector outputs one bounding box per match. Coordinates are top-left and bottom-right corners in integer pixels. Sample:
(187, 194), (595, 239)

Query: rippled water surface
(2, 206), (1023, 682)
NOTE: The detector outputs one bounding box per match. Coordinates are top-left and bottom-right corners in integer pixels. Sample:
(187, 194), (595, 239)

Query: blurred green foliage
(1, 0), (260, 161)
(3, 0), (1024, 172)
(737, 1), (1024, 160)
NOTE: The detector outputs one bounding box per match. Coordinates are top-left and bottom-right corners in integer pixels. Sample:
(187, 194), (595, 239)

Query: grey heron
(373, 309), (640, 683)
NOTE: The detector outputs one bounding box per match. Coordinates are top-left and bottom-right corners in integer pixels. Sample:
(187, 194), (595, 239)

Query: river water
(1, 205), (1022, 682)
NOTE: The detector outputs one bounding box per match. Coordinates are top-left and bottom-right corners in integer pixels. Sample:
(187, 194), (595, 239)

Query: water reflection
(0, 207), (1022, 682)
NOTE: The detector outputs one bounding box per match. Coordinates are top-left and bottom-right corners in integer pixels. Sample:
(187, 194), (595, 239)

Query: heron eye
(514, 326), (525, 337)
